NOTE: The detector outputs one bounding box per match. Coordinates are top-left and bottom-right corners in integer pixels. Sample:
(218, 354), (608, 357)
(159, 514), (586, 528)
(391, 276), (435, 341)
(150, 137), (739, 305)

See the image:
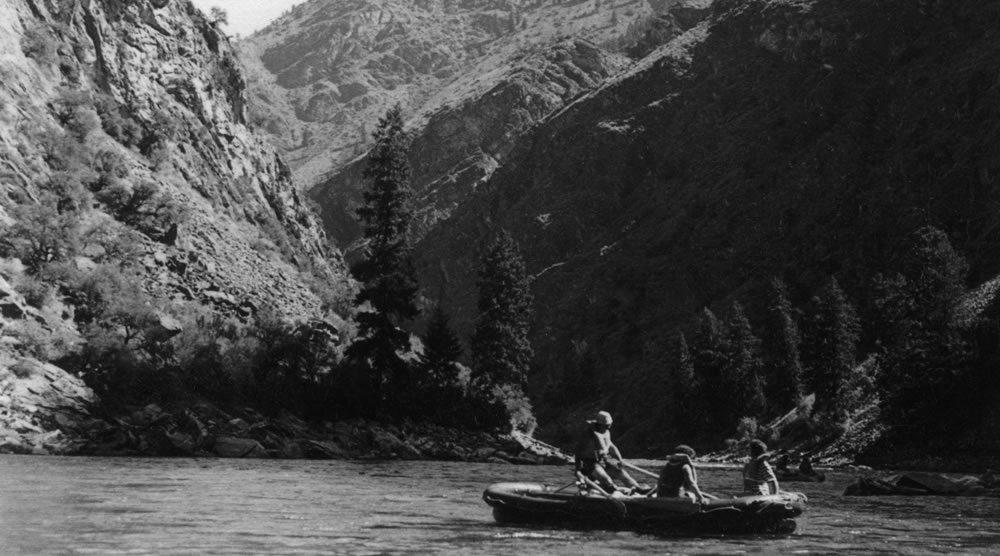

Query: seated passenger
(742, 439), (780, 495)
(798, 454), (816, 476)
(775, 452), (790, 473)
(657, 444), (708, 504)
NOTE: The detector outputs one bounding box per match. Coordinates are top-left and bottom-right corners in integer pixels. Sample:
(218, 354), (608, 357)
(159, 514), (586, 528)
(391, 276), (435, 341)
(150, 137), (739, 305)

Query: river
(1, 455), (998, 555)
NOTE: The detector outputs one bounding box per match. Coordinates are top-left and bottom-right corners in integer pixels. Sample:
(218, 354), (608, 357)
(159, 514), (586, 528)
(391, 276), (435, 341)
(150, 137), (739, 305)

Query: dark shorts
(577, 458), (599, 475)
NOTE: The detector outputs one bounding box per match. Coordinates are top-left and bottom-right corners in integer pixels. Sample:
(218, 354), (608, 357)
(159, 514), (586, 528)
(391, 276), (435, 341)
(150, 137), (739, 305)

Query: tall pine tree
(690, 307), (730, 434)
(762, 277), (805, 412)
(801, 277), (861, 418)
(416, 304), (466, 425)
(724, 301), (767, 421)
(421, 304), (464, 387)
(673, 332), (695, 434)
(874, 226), (972, 432)
(347, 105), (419, 415)
(471, 229), (534, 389)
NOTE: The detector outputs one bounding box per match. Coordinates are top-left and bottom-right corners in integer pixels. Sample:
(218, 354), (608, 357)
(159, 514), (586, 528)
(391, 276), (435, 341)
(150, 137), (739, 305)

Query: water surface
(1, 455), (998, 555)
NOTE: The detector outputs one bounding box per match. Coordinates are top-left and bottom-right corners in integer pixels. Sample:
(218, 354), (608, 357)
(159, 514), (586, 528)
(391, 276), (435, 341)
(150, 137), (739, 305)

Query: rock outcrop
(0, 357), (98, 455)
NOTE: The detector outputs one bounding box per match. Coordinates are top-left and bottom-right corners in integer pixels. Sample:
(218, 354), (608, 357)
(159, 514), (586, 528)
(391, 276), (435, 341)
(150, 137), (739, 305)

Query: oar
(624, 460), (720, 501)
(578, 475), (627, 516)
(552, 481), (578, 493)
(620, 461), (662, 497)
(622, 461), (659, 480)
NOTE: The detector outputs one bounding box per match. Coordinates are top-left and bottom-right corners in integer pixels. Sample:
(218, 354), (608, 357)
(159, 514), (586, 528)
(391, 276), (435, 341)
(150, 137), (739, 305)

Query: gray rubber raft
(483, 482), (807, 535)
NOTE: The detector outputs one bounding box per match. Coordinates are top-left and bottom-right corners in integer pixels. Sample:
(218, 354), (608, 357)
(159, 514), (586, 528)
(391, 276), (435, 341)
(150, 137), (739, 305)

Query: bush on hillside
(96, 178), (187, 237)
(139, 108), (183, 157)
(475, 383), (538, 435)
(36, 126), (89, 172)
(172, 308), (253, 404)
(89, 149), (130, 192)
(48, 170), (95, 214)
(251, 315), (342, 415)
(20, 23), (58, 66)
(94, 94), (142, 148)
(12, 272), (55, 309)
(59, 264), (185, 407)
(0, 199), (82, 274)
(9, 319), (79, 361)
(50, 89), (103, 142)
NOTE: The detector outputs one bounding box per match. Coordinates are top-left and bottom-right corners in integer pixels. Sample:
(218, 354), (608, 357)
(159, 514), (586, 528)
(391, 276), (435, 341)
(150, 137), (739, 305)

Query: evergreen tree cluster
(665, 276), (865, 447)
(648, 225), (998, 457)
(345, 106), (537, 431)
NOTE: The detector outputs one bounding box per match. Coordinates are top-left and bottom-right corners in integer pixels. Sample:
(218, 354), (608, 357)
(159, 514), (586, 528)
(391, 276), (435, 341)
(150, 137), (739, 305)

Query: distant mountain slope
(309, 37), (633, 248)
(239, 0), (670, 187)
(410, 0), (1000, 449)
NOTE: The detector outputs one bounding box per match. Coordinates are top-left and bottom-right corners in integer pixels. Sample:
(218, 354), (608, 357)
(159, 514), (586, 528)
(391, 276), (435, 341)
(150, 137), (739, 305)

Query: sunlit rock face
(0, 0), (353, 452)
(240, 0), (678, 188)
(0, 0), (348, 319)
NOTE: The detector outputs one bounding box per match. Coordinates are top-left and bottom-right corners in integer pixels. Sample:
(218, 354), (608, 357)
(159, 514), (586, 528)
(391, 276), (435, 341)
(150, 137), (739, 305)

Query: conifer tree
(875, 226), (972, 430)
(421, 304), (464, 387)
(416, 304), (466, 424)
(801, 278), (861, 417)
(724, 301), (767, 420)
(471, 229), (533, 389)
(762, 278), (805, 412)
(690, 307), (729, 433)
(347, 105), (419, 414)
(673, 332), (695, 433)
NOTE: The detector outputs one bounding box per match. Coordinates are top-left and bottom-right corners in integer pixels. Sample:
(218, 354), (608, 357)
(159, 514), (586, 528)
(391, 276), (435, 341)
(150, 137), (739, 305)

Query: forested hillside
(412, 0), (1000, 464)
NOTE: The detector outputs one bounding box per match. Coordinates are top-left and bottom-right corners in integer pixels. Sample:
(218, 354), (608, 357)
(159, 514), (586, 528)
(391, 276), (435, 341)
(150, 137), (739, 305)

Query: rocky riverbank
(0, 356), (568, 464)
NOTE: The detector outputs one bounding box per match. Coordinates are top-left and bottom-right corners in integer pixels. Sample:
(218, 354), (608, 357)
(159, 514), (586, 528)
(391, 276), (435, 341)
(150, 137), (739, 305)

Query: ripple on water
(3, 458), (1000, 555)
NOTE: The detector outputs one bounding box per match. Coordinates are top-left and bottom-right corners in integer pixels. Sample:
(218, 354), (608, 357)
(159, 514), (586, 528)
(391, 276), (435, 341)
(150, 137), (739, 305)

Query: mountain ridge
(239, 0), (672, 187)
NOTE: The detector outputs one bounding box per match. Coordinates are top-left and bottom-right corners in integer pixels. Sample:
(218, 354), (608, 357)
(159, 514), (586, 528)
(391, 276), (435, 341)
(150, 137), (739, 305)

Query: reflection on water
(1, 455), (999, 555)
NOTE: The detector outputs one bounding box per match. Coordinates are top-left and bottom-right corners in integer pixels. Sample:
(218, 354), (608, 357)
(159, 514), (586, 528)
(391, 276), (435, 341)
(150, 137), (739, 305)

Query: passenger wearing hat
(573, 410), (640, 493)
(657, 444), (708, 504)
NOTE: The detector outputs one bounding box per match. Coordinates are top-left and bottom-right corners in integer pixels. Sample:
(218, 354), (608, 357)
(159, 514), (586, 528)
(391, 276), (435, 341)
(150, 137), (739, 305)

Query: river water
(1, 455), (998, 555)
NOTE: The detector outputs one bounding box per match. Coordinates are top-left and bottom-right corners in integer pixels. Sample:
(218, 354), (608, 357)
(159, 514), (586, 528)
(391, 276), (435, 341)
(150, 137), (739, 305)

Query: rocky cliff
(409, 0), (1000, 452)
(0, 0), (352, 453)
(1, 0), (346, 316)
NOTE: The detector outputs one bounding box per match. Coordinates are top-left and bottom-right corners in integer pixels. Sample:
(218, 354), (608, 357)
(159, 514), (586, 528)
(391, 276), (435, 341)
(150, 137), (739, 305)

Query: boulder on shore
(0, 358), (97, 455)
(212, 436), (268, 458)
(844, 472), (1000, 497)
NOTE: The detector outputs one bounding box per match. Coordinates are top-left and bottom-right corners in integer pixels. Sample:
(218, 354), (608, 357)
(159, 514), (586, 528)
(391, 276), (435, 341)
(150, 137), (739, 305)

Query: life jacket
(574, 426), (611, 462)
(657, 454), (695, 498)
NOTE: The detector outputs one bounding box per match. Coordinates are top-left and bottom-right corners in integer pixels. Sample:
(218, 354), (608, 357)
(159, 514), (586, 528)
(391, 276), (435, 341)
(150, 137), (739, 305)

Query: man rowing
(573, 410), (641, 494)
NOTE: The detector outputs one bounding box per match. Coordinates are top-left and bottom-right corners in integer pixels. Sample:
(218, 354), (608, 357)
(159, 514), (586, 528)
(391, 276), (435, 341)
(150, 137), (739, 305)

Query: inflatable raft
(483, 482), (806, 535)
